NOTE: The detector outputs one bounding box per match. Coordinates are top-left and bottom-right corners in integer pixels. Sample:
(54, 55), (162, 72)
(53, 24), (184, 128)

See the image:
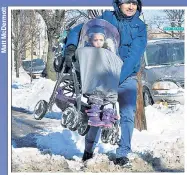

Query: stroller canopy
(78, 19), (120, 54)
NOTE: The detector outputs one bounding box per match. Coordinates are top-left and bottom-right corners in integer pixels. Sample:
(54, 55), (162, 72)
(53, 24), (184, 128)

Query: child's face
(91, 33), (105, 48)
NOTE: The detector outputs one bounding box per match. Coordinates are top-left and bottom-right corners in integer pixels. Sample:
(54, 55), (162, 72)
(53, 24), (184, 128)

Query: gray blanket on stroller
(75, 47), (123, 103)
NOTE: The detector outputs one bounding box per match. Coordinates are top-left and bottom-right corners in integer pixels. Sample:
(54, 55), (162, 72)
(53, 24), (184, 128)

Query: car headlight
(152, 81), (179, 90)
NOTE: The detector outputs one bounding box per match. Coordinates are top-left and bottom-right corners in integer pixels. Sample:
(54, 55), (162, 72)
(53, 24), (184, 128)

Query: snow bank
(12, 75), (60, 112)
(11, 71), (185, 172)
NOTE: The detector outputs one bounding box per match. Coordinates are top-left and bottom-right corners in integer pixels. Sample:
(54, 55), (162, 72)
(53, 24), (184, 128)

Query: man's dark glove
(53, 55), (64, 73)
(64, 45), (77, 68)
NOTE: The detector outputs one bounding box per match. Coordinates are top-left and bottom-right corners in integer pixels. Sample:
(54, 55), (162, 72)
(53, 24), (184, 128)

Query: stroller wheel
(61, 113), (67, 128)
(65, 107), (79, 131)
(77, 120), (90, 136)
(67, 119), (79, 131)
(110, 122), (120, 145)
(101, 128), (112, 143)
(34, 100), (48, 120)
(101, 122), (120, 145)
(110, 132), (119, 145)
(61, 107), (76, 128)
(67, 119), (78, 131)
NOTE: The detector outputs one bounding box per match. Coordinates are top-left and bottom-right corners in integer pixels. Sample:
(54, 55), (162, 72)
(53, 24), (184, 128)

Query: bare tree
(65, 9), (105, 22)
(36, 10), (66, 81)
(164, 10), (184, 39)
(12, 10), (20, 78)
(27, 10), (41, 82)
(65, 10), (89, 26)
(11, 10), (42, 78)
(86, 10), (104, 19)
(63, 10), (105, 34)
(147, 10), (184, 39)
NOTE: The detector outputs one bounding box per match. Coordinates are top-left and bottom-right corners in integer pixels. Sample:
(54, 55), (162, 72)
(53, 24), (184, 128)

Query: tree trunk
(14, 49), (19, 78)
(30, 37), (33, 83)
(35, 10), (66, 81)
(135, 71), (147, 131)
(13, 11), (19, 78)
(46, 33), (57, 81)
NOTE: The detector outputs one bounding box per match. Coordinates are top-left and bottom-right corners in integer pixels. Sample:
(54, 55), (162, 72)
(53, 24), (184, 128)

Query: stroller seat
(34, 18), (122, 145)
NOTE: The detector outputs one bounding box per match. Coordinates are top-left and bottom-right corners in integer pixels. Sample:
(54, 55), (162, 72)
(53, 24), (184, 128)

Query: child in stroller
(89, 32), (105, 48)
(34, 19), (122, 145)
(88, 30), (110, 51)
(78, 24), (119, 128)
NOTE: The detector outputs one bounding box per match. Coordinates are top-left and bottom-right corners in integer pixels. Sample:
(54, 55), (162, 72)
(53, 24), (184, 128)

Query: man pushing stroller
(63, 0), (147, 166)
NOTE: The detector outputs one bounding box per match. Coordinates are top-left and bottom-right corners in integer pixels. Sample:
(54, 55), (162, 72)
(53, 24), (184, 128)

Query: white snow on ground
(11, 68), (185, 172)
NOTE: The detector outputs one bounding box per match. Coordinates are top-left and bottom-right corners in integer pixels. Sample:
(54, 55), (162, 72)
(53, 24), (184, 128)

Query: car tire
(143, 89), (153, 107)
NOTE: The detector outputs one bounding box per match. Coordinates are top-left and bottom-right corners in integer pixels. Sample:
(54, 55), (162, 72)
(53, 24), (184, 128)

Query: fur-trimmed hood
(112, 0), (142, 20)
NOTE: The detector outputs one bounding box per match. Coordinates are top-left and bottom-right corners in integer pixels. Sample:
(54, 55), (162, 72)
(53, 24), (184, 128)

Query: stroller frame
(34, 57), (119, 145)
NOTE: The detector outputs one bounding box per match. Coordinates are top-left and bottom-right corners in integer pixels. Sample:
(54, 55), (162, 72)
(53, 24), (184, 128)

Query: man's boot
(82, 150), (93, 162)
(114, 157), (129, 166)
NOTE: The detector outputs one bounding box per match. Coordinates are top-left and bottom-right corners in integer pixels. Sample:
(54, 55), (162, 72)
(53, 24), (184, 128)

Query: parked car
(22, 58), (46, 78)
(142, 38), (184, 106)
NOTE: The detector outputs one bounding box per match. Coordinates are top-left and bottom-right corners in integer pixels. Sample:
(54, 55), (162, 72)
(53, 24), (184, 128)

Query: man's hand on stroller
(64, 44), (77, 68)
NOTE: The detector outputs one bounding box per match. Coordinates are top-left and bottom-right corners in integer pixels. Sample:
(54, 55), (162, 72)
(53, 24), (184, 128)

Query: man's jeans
(116, 76), (137, 158)
(85, 76), (137, 157)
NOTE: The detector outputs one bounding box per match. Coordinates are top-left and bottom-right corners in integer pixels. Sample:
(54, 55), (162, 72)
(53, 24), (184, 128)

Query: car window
(32, 59), (45, 66)
(22, 61), (31, 68)
(146, 42), (184, 66)
(166, 43), (184, 64)
(146, 44), (163, 66)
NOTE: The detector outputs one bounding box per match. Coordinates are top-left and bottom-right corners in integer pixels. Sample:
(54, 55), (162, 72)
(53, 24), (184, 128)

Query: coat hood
(112, 0), (142, 20)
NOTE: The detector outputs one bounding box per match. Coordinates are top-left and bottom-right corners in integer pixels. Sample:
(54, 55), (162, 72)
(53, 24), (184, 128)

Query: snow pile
(131, 105), (184, 170)
(12, 74), (58, 112)
(84, 154), (117, 172)
(145, 104), (184, 135)
(11, 70), (185, 172)
(12, 147), (71, 172)
(36, 131), (83, 158)
(12, 67), (31, 85)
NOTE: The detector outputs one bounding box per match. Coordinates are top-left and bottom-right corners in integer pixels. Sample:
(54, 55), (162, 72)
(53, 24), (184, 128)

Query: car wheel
(143, 89), (153, 107)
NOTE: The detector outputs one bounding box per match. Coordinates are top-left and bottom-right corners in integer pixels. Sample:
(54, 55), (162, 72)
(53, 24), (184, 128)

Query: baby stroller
(33, 19), (123, 145)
